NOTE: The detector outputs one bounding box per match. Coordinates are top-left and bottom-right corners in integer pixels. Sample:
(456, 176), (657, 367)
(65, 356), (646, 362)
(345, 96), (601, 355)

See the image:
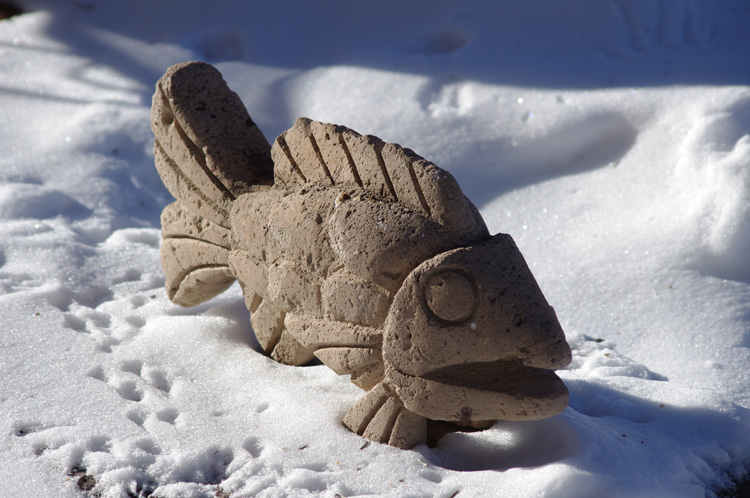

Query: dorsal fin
(270, 118), (484, 230)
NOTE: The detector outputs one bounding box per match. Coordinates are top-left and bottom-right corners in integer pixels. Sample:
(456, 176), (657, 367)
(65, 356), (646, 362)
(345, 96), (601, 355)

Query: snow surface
(2, 1), (750, 497)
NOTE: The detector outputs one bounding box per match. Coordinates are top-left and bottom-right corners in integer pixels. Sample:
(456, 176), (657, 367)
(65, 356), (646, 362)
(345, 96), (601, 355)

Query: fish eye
(420, 268), (479, 325)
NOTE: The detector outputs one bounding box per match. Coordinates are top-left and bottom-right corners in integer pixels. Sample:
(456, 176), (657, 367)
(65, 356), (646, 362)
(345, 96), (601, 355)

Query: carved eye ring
(419, 268), (480, 325)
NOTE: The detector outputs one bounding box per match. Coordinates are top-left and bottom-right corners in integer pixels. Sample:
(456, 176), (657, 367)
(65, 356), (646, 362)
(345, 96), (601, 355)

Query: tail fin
(152, 61), (273, 306)
(151, 61), (274, 227)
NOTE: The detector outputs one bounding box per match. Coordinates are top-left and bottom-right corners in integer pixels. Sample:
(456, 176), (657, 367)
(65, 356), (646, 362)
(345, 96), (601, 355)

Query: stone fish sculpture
(152, 61), (572, 449)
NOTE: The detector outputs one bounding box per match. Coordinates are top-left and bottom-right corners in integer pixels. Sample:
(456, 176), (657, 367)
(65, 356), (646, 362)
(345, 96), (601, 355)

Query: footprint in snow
(87, 360), (176, 427)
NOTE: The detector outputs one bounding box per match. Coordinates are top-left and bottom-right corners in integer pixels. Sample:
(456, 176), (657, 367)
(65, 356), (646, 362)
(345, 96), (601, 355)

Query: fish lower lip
(386, 359), (569, 422)
(421, 359), (563, 395)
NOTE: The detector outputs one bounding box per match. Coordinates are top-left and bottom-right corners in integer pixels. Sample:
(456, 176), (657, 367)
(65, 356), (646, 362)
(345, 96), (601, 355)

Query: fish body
(152, 61), (571, 448)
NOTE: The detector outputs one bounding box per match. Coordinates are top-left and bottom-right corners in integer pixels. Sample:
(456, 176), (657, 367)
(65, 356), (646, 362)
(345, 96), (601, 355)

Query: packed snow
(1, 1), (750, 497)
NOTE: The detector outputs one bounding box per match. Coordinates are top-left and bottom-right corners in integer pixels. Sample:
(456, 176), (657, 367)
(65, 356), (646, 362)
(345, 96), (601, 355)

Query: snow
(1, 1), (750, 496)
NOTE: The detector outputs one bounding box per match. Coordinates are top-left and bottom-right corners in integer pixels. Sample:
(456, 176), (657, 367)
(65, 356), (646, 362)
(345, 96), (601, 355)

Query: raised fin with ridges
(342, 381), (427, 448)
(271, 117), (481, 228)
(160, 201), (235, 307)
(151, 61), (274, 227)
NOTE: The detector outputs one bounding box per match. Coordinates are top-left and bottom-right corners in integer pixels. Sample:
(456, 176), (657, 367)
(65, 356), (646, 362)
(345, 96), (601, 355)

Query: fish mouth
(385, 359), (569, 423)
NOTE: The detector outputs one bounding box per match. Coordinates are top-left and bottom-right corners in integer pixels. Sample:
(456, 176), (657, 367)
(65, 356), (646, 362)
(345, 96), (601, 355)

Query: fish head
(382, 233), (571, 423)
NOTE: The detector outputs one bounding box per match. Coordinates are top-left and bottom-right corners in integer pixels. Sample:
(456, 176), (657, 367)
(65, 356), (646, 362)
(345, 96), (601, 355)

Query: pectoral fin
(160, 202), (235, 307)
(342, 382), (427, 449)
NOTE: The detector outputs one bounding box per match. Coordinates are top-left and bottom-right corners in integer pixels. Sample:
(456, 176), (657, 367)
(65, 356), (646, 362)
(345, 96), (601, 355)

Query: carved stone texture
(151, 61), (572, 449)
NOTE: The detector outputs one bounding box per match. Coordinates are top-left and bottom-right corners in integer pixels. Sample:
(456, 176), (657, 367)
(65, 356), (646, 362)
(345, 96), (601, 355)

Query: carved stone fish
(151, 61), (572, 449)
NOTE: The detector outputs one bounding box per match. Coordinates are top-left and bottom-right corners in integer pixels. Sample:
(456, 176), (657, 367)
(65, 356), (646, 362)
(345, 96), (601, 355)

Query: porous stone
(152, 61), (273, 203)
(389, 408), (427, 449)
(341, 381), (392, 435)
(314, 347), (382, 389)
(362, 396), (402, 444)
(160, 207), (234, 307)
(248, 299), (284, 353)
(320, 270), (391, 327)
(151, 61), (573, 450)
(382, 233), (571, 378)
(271, 329), (315, 365)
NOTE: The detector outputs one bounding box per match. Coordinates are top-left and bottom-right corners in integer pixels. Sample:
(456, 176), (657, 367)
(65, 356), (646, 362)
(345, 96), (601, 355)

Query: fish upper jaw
(517, 337), (572, 370)
(383, 234), (572, 378)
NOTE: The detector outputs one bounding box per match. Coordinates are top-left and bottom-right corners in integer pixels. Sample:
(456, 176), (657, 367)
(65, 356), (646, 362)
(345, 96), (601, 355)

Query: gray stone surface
(152, 61), (572, 449)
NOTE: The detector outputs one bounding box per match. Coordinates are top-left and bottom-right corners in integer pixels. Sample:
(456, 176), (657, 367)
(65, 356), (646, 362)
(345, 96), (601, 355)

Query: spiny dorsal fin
(152, 61), (273, 227)
(271, 117), (484, 229)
